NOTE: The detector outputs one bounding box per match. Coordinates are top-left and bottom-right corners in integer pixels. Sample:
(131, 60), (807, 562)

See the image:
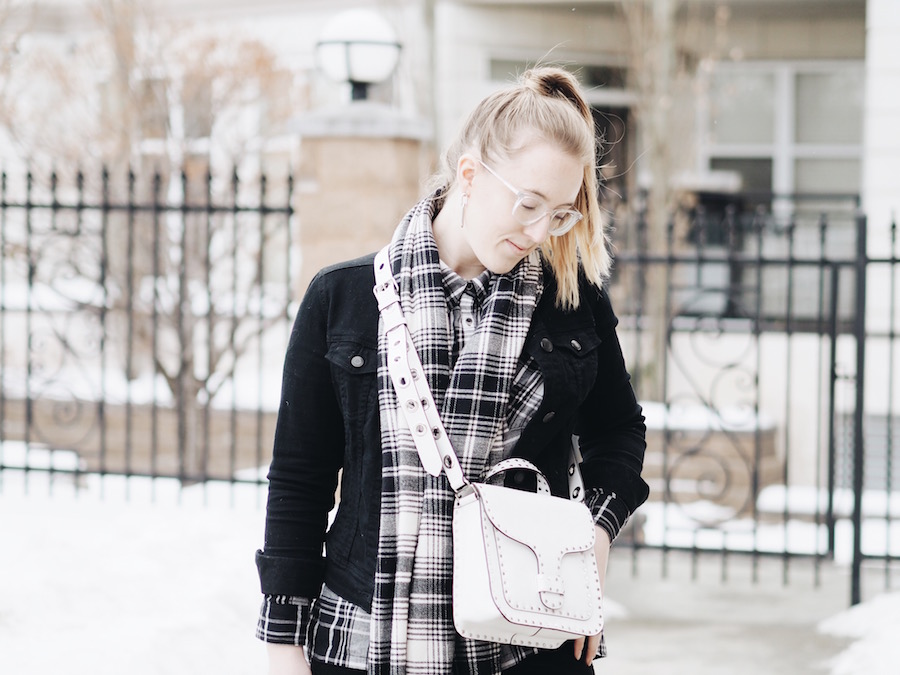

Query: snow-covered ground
(0, 465), (269, 674)
(820, 591), (900, 675)
(1, 447), (899, 674)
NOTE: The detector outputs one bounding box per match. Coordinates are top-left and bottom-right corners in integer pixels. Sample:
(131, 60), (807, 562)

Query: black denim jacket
(256, 253), (649, 612)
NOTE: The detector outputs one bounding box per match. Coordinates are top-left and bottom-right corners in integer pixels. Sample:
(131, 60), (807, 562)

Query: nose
(522, 213), (551, 245)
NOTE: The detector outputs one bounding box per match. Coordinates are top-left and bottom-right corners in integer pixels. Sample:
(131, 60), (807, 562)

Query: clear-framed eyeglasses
(479, 160), (583, 237)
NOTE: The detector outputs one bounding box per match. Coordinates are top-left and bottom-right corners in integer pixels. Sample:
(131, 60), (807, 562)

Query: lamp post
(316, 9), (401, 101)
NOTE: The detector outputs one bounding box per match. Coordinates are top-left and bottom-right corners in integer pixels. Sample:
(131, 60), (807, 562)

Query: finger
(584, 634), (602, 664)
(573, 636), (585, 660)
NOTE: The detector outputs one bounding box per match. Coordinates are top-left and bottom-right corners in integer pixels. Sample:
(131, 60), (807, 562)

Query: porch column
(863, 0), (900, 254)
(856, 0), (900, 605)
(862, 0), (900, 342)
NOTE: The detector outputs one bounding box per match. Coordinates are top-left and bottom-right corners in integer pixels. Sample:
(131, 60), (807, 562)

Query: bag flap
(473, 483), (595, 557)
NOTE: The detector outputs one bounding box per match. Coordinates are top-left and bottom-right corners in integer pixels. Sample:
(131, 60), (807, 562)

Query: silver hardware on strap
(374, 245), (467, 491)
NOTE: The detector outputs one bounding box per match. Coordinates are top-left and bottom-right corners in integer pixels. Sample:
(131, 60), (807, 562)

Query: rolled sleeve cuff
(585, 487), (631, 542)
(256, 595), (310, 646)
(255, 549), (326, 598)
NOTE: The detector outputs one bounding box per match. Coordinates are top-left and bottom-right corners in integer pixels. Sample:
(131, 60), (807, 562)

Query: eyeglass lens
(512, 196), (579, 235)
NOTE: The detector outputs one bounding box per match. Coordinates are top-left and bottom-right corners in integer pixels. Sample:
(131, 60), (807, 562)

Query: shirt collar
(440, 262), (493, 308)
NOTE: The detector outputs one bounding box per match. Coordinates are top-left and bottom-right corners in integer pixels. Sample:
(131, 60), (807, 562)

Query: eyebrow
(523, 186), (550, 201)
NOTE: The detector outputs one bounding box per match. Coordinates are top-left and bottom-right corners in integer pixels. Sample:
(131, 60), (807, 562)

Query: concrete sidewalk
(596, 550), (857, 675)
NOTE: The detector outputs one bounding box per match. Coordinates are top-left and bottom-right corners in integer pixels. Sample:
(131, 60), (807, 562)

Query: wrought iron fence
(1, 171), (898, 604)
(0, 166), (294, 492)
(606, 191), (898, 604)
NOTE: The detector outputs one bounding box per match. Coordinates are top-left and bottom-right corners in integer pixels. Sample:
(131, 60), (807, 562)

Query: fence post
(826, 263), (840, 556)
(851, 210), (868, 605)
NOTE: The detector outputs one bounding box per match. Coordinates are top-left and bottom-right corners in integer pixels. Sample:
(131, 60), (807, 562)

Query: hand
(573, 526), (611, 664)
(573, 632), (603, 664)
(266, 643), (311, 675)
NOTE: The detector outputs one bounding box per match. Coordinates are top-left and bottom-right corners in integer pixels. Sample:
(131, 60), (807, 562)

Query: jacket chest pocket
(530, 328), (601, 407)
(325, 340), (378, 426)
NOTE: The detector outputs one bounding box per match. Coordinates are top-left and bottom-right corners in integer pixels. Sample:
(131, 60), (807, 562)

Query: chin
(475, 243), (527, 275)
(484, 257), (521, 276)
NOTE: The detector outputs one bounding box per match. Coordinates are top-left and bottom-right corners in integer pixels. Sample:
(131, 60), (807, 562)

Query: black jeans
(504, 643), (595, 674)
(309, 643), (595, 674)
(310, 663), (362, 675)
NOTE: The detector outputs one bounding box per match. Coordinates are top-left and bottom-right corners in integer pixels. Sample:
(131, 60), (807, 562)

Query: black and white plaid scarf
(370, 190), (543, 675)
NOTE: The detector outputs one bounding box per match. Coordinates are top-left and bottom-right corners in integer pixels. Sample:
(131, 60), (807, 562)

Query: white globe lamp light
(316, 9), (401, 101)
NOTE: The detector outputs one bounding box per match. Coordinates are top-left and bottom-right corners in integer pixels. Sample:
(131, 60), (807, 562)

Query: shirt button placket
(460, 293), (477, 342)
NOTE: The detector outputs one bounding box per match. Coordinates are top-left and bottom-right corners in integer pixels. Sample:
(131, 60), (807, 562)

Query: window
(710, 158), (772, 194)
(700, 61), (864, 197)
(795, 71), (863, 145)
(696, 62), (863, 327)
(708, 71), (775, 145)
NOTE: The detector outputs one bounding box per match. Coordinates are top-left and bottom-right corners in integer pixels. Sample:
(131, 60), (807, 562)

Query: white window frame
(696, 60), (864, 196)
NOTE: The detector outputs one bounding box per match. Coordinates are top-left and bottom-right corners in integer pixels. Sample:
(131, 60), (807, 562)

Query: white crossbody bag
(373, 247), (603, 648)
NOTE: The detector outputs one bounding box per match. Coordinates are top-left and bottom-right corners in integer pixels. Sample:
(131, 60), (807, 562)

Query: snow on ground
(0, 467), (269, 675)
(819, 591), (900, 675)
(1, 450), (899, 674)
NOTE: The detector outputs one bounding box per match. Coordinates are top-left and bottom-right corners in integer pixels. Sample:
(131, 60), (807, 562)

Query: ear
(456, 153), (478, 194)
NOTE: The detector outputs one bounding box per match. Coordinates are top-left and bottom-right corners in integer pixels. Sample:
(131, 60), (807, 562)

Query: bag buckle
(537, 574), (565, 609)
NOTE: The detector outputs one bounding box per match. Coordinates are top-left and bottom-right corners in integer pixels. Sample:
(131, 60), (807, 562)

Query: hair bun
(522, 67), (590, 121)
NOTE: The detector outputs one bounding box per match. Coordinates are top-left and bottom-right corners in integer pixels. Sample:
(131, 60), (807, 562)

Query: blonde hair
(435, 66), (610, 309)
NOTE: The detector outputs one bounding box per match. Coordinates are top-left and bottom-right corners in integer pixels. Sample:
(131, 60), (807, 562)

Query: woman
(255, 66), (649, 675)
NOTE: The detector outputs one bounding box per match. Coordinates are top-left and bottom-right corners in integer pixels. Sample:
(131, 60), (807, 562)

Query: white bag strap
(373, 246), (468, 491)
(373, 245), (585, 500)
(483, 458), (551, 495)
(568, 436), (585, 502)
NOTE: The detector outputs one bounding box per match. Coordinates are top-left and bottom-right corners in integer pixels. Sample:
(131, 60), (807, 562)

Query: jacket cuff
(256, 595), (310, 645)
(585, 487), (631, 542)
(256, 549), (326, 598)
(581, 461), (650, 515)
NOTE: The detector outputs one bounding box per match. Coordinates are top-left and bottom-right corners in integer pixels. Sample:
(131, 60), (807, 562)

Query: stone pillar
(293, 102), (432, 296)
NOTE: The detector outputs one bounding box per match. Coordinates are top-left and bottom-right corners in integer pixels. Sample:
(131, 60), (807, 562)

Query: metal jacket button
(540, 338), (553, 352)
(570, 339), (582, 351)
(350, 355), (365, 368)
(542, 411), (556, 423)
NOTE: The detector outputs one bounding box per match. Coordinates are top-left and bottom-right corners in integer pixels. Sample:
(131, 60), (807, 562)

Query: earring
(460, 192), (469, 228)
